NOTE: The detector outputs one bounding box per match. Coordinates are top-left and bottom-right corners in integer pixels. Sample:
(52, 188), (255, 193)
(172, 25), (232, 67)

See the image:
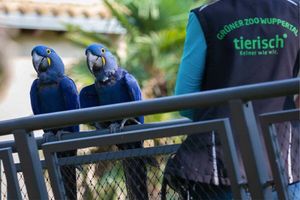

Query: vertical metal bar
(0, 148), (21, 200)
(217, 119), (248, 200)
(43, 150), (66, 200)
(0, 159), (2, 200)
(13, 130), (48, 200)
(259, 109), (300, 199)
(229, 100), (273, 199)
(260, 122), (289, 199)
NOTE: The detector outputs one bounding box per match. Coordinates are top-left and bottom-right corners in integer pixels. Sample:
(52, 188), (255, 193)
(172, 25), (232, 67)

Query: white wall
(0, 31), (85, 139)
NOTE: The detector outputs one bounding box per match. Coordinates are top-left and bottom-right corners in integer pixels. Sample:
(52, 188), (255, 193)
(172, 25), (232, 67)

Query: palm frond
(104, 0), (138, 38)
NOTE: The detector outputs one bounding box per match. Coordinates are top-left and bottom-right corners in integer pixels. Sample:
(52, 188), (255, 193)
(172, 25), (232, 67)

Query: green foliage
(144, 112), (179, 123)
(102, 0), (203, 94)
(65, 2), (210, 197)
(67, 0), (206, 96)
(66, 0), (207, 124)
(68, 59), (94, 88)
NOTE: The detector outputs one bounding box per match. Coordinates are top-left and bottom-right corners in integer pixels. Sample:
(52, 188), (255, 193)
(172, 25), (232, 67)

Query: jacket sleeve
(175, 12), (207, 119)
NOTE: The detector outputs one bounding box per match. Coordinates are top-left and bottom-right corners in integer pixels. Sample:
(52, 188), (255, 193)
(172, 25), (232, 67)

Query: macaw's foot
(109, 122), (121, 134)
(43, 131), (55, 143)
(109, 118), (140, 134)
(120, 118), (140, 129)
(56, 130), (69, 140)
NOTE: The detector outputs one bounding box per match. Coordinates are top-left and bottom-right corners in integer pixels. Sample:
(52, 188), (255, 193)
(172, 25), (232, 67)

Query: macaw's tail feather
(114, 118), (149, 200)
(117, 141), (149, 200)
(43, 131), (77, 199)
(57, 150), (77, 200)
(144, 156), (159, 168)
(161, 157), (191, 200)
(122, 157), (149, 200)
(161, 173), (168, 200)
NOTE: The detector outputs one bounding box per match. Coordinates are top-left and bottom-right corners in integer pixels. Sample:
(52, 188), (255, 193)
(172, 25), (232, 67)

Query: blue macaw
(80, 43), (148, 200)
(30, 45), (79, 199)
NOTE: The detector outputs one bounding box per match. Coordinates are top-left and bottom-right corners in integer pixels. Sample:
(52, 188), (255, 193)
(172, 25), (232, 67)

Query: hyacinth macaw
(79, 43), (148, 200)
(30, 45), (79, 199)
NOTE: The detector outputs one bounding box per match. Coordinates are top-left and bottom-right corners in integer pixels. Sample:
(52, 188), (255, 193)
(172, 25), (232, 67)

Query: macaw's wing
(79, 84), (99, 109)
(79, 84), (102, 129)
(124, 73), (144, 124)
(59, 76), (80, 132)
(30, 79), (40, 115)
(59, 77), (80, 111)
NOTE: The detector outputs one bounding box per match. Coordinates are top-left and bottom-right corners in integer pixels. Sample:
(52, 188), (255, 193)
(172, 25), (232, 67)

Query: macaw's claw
(43, 131), (55, 143)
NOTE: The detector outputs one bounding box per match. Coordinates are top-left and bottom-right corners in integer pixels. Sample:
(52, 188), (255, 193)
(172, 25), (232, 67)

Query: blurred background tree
(0, 29), (12, 101)
(66, 0), (207, 123)
(0, 1), (209, 199)
(66, 0), (206, 97)
(65, 1), (208, 197)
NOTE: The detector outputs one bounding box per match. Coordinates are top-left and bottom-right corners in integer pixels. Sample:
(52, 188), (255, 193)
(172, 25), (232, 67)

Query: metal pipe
(0, 78), (298, 135)
(0, 119), (191, 152)
(42, 119), (230, 152)
(58, 144), (180, 166)
(0, 148), (22, 200)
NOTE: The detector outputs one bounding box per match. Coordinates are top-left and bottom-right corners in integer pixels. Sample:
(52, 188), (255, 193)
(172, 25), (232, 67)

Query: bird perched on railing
(30, 45), (79, 200)
(79, 43), (149, 200)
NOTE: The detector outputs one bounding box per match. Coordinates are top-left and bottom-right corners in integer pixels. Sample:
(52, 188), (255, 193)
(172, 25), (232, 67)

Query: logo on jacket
(233, 34), (288, 56)
(217, 18), (298, 40)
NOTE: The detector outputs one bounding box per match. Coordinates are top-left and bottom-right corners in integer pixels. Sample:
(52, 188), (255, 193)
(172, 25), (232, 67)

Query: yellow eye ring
(101, 48), (105, 53)
(46, 49), (51, 54)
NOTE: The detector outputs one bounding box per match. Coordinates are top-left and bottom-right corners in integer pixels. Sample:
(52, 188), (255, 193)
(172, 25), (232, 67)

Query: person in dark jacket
(165, 0), (299, 199)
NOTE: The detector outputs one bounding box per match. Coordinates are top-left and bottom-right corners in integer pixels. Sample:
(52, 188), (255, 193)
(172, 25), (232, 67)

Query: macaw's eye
(46, 49), (51, 54)
(101, 48), (105, 53)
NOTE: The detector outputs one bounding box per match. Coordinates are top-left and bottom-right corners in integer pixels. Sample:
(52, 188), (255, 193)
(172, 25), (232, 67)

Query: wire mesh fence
(56, 138), (184, 200)
(0, 137), (184, 200)
(18, 173), (28, 200)
(44, 169), (55, 200)
(0, 117), (298, 199)
(64, 154), (175, 200)
(0, 163), (8, 200)
(0, 170), (28, 200)
(274, 120), (300, 200)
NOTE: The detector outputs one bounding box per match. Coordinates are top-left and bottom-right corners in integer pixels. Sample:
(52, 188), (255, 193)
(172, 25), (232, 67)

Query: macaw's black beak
(32, 52), (50, 73)
(97, 73), (109, 83)
(86, 51), (106, 74)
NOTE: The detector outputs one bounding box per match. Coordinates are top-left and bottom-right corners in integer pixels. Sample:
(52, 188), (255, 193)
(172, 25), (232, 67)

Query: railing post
(262, 124), (289, 199)
(0, 160), (2, 200)
(217, 119), (248, 200)
(13, 130), (48, 200)
(259, 109), (299, 200)
(0, 148), (21, 200)
(43, 150), (66, 200)
(229, 100), (273, 199)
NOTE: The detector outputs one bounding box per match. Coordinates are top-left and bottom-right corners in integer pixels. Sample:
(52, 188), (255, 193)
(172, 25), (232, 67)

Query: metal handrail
(0, 78), (298, 200)
(0, 119), (191, 152)
(0, 78), (298, 135)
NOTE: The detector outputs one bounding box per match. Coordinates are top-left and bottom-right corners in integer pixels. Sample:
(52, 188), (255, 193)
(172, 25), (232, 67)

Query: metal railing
(0, 78), (298, 200)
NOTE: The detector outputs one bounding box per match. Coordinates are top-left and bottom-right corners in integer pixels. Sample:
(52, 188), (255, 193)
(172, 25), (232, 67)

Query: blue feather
(30, 45), (80, 133)
(79, 85), (99, 108)
(124, 72), (144, 123)
(60, 77), (80, 111)
(82, 43), (145, 123)
(30, 79), (40, 115)
(80, 43), (148, 199)
(30, 45), (79, 199)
